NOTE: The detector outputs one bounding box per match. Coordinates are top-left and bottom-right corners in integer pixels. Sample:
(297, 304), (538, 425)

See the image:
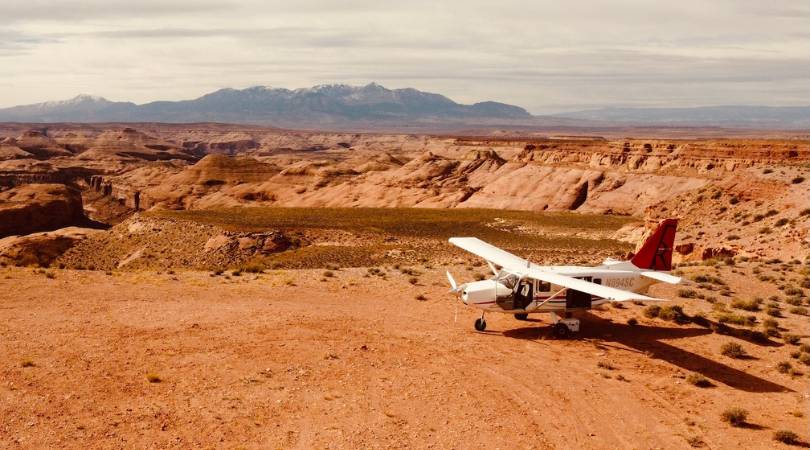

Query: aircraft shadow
(502, 314), (792, 393)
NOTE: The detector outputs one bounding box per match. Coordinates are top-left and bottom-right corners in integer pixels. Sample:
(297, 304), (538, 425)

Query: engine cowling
(461, 280), (512, 306)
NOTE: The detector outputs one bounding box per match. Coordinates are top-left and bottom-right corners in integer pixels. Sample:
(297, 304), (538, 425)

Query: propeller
(446, 271), (459, 292)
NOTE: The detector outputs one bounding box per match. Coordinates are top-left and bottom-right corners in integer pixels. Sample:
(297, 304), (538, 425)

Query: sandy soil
(1, 265), (807, 449)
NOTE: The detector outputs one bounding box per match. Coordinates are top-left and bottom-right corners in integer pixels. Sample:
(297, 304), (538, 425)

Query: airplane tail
(630, 218), (678, 271)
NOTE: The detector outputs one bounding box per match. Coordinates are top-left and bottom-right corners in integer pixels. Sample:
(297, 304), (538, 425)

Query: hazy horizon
(1, 0), (809, 114)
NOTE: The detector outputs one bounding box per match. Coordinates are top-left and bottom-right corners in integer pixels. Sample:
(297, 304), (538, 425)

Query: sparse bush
(627, 317), (638, 326)
(776, 361), (792, 373)
(721, 407), (748, 426)
(597, 361), (614, 370)
(415, 294), (427, 301)
(686, 436), (704, 448)
(766, 306), (782, 317)
(799, 353), (810, 366)
(644, 305), (661, 318)
(323, 270), (335, 278)
(716, 313), (756, 327)
(686, 373), (712, 387)
(790, 306), (807, 316)
(659, 305), (688, 323)
(784, 334), (801, 345)
(799, 343), (810, 353)
(408, 277), (419, 285)
(678, 289), (698, 299)
(773, 430), (799, 445)
(720, 342), (746, 358)
(146, 373), (162, 383)
(241, 264), (265, 274)
(730, 298), (761, 312)
(231, 269), (242, 277)
(792, 176), (805, 184)
(775, 218), (789, 227)
(21, 359), (35, 368)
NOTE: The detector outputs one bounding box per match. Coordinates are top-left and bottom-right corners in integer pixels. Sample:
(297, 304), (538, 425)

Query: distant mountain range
(557, 106), (810, 129)
(0, 83), (532, 128)
(0, 83), (808, 129)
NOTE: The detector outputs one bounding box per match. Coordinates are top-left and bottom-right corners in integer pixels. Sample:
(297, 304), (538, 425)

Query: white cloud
(0, 0), (808, 113)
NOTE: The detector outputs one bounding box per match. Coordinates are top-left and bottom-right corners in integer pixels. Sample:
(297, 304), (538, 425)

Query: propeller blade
(446, 270), (458, 292)
(486, 261), (499, 277)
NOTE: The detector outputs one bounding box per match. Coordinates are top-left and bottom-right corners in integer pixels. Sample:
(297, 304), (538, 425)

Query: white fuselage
(459, 260), (656, 314)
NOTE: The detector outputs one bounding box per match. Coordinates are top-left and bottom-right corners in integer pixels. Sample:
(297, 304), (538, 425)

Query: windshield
(497, 270), (519, 290)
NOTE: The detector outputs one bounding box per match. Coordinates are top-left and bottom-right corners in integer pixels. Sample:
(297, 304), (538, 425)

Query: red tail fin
(631, 218), (678, 271)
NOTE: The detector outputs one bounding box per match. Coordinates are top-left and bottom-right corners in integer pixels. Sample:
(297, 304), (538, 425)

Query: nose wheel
(474, 312), (487, 331)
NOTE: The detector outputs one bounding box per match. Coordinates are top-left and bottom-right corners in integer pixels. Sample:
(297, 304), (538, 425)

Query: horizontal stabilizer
(640, 271), (681, 284)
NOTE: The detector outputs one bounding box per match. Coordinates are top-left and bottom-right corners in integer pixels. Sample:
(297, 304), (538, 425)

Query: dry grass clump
(686, 373), (712, 387)
(20, 359), (35, 368)
(720, 342), (747, 359)
(716, 313), (756, 327)
(596, 361), (614, 370)
(146, 373), (162, 383)
(783, 334), (801, 345)
(773, 430), (800, 445)
(730, 298), (761, 312)
(720, 407), (748, 426)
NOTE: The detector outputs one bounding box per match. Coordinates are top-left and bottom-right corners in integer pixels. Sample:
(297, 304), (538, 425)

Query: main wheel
(553, 322), (570, 339)
(514, 313), (529, 321)
(474, 318), (487, 331)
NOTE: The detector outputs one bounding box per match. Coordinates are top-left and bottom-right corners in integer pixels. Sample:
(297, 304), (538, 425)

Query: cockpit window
(497, 270), (519, 290)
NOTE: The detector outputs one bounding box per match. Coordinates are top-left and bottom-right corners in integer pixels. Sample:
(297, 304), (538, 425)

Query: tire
(553, 322), (570, 339)
(514, 313), (529, 321)
(474, 318), (487, 331)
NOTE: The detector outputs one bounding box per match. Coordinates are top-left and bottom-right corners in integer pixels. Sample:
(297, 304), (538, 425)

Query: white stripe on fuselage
(469, 261), (657, 313)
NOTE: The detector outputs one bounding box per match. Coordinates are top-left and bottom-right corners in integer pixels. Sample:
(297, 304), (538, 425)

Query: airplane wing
(524, 267), (663, 302)
(640, 271), (681, 284)
(449, 237), (663, 302)
(448, 237), (528, 270)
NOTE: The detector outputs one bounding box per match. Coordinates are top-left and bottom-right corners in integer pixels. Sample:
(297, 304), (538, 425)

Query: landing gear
(553, 322), (570, 339)
(514, 313), (529, 321)
(549, 312), (580, 339)
(474, 318), (487, 331)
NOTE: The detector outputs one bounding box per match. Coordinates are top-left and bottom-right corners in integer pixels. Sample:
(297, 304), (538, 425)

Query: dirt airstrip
(1, 262), (807, 449)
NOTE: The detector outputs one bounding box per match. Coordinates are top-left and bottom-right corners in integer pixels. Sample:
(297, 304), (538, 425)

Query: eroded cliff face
(0, 184), (87, 237)
(1, 124), (808, 260)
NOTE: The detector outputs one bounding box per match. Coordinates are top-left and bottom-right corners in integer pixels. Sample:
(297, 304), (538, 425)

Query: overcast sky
(1, 0), (808, 113)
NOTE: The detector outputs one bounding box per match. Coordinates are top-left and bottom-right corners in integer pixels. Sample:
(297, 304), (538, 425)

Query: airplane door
(565, 277), (592, 309)
(514, 280), (533, 310)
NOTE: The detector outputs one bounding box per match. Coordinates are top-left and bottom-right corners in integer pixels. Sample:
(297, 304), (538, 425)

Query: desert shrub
(775, 218), (789, 227)
(323, 270), (334, 278)
(766, 306), (783, 317)
(415, 294), (427, 301)
(759, 227), (771, 234)
(800, 208), (810, 217)
(799, 353), (810, 366)
(627, 317), (638, 326)
(231, 269), (242, 277)
(784, 334), (801, 345)
(721, 407), (748, 426)
(686, 373), (712, 387)
(146, 373), (162, 383)
(799, 343), (810, 353)
(784, 286), (804, 296)
(241, 264), (265, 273)
(716, 313), (756, 327)
(729, 196), (740, 205)
(678, 289), (698, 299)
(720, 342), (746, 358)
(786, 296), (804, 306)
(21, 359), (35, 368)
(773, 430), (799, 445)
(686, 436), (704, 448)
(792, 176), (805, 184)
(762, 318), (779, 329)
(791, 351), (801, 359)
(659, 305), (688, 323)
(408, 277), (419, 285)
(777, 361), (792, 373)
(730, 298), (761, 311)
(643, 305), (661, 318)
(790, 306), (807, 316)
(597, 361), (614, 370)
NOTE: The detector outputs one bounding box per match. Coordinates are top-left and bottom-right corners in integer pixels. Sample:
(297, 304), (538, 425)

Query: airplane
(446, 218), (680, 338)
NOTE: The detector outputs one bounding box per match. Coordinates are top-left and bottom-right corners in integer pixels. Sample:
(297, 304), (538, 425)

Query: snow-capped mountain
(0, 83), (532, 127)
